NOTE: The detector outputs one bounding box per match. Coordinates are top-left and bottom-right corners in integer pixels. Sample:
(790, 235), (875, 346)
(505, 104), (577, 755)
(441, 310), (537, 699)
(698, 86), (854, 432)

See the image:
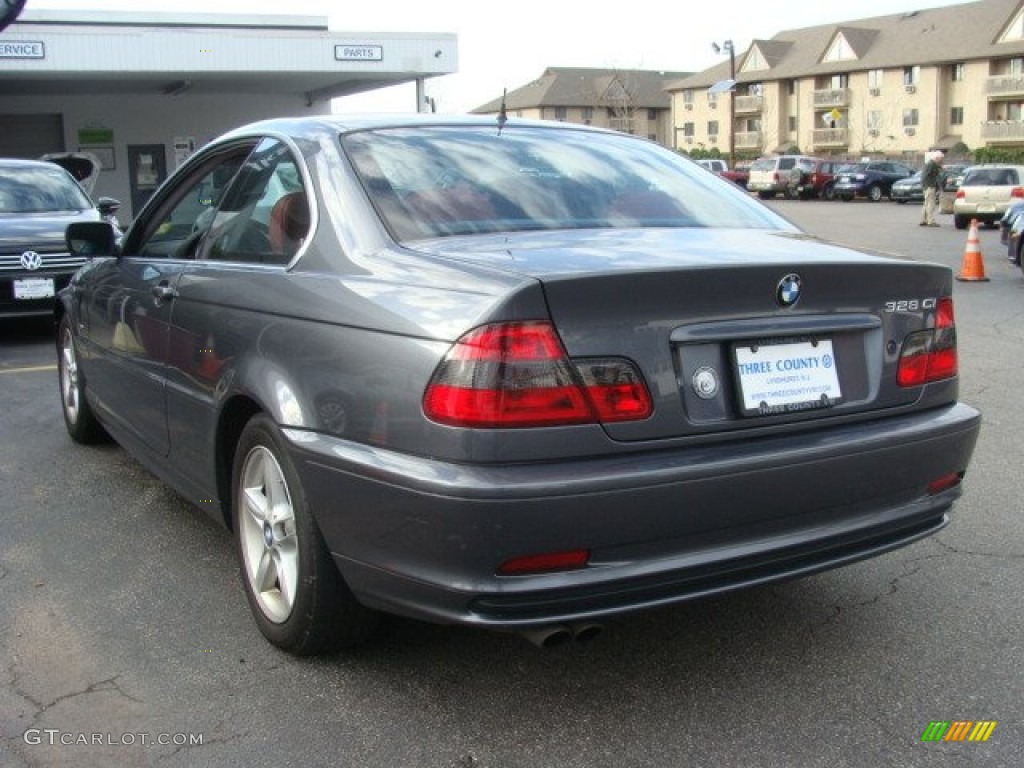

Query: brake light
(1013, 187), (1024, 199)
(955, 189), (965, 199)
(423, 321), (653, 427)
(897, 297), (958, 386)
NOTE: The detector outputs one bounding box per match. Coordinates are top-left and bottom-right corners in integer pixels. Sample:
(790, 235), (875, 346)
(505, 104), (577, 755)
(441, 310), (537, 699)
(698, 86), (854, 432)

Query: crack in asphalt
(932, 537), (1024, 560)
(6, 664), (141, 727)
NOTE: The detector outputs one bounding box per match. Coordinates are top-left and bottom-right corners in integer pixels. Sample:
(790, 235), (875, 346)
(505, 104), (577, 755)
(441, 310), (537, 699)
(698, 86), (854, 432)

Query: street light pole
(715, 40), (736, 167)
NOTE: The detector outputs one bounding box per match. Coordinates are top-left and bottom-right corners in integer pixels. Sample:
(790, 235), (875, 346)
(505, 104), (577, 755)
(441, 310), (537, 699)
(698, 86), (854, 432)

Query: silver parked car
(57, 115), (980, 653)
(953, 164), (1024, 229)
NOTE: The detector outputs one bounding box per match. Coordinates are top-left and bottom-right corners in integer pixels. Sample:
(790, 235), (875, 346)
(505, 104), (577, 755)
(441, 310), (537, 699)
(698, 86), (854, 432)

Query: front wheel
(232, 414), (379, 654)
(57, 315), (107, 444)
(868, 184), (883, 202)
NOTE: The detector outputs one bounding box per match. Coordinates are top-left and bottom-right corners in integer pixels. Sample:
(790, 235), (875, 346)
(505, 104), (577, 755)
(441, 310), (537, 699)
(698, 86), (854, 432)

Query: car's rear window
(963, 168), (1019, 186)
(342, 125), (788, 241)
(0, 165), (93, 214)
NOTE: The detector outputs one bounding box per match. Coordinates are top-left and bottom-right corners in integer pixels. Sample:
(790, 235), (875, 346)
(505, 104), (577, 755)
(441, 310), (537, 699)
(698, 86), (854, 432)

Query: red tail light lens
(423, 322), (653, 428)
(1013, 187), (1024, 199)
(955, 189), (965, 199)
(897, 297), (958, 386)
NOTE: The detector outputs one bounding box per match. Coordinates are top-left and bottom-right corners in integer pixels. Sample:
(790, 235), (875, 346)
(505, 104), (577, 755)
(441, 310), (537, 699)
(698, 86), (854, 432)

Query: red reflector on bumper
(927, 472), (963, 495)
(497, 549), (590, 576)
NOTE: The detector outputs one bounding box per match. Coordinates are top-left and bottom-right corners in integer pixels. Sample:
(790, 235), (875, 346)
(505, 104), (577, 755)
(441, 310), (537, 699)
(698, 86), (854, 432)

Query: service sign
(735, 339), (842, 416)
(0, 40), (44, 58)
(335, 45), (383, 62)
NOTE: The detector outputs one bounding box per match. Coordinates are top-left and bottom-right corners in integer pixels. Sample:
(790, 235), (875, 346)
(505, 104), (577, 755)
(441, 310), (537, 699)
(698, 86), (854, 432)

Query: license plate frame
(734, 338), (842, 417)
(13, 277), (54, 300)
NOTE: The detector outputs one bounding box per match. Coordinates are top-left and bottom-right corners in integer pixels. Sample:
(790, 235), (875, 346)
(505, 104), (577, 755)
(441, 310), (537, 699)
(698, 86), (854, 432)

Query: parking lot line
(0, 364), (57, 374)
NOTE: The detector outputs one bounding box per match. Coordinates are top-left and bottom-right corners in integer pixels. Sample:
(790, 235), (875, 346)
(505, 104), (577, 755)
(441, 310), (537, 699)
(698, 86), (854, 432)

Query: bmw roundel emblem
(776, 273), (802, 307)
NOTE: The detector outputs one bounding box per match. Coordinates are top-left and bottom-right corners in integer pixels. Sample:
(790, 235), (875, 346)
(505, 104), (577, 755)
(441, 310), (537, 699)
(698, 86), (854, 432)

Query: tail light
(955, 189), (965, 200)
(423, 321), (653, 428)
(1013, 187), (1024, 199)
(897, 297), (958, 386)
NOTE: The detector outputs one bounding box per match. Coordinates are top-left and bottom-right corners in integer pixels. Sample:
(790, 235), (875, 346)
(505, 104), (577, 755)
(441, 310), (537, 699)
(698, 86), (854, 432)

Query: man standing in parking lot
(920, 150), (943, 227)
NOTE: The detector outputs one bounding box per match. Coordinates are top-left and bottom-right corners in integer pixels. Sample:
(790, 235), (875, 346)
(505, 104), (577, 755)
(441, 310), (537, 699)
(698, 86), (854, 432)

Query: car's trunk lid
(409, 228), (954, 442)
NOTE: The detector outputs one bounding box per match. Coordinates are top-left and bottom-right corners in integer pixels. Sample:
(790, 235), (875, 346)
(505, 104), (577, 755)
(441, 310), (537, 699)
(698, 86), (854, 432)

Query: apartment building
(667, 0), (1024, 160)
(472, 67), (691, 148)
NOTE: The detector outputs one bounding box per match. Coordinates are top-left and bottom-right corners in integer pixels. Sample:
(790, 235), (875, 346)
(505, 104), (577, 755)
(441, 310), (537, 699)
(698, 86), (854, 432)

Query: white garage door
(0, 114), (65, 158)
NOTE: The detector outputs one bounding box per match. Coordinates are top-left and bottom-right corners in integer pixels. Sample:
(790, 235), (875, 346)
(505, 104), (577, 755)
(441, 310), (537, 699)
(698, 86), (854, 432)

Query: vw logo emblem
(777, 273), (802, 307)
(20, 251), (43, 271)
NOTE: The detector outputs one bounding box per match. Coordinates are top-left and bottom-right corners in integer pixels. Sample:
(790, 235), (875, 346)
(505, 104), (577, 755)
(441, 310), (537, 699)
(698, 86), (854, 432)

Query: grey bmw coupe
(57, 115), (980, 653)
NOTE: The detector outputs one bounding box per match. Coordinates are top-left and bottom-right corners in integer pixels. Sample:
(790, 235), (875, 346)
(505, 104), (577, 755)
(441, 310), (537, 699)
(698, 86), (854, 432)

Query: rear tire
(57, 315), (108, 444)
(954, 215), (969, 230)
(232, 414), (379, 654)
(757, 191), (774, 200)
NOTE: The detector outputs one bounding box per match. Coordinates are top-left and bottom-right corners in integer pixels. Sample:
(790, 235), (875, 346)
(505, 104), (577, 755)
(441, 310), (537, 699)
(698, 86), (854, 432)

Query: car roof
(217, 113), (617, 143)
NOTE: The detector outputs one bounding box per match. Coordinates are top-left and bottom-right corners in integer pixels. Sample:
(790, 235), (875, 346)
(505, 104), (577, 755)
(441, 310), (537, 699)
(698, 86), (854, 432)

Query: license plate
(735, 339), (842, 416)
(13, 277), (54, 300)
(977, 204), (996, 214)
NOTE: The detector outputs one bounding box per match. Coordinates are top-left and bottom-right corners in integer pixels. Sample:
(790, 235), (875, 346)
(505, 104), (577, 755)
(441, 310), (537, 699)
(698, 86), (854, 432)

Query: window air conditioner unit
(685, 136), (693, 143)
(709, 102), (717, 109)
(869, 87), (881, 96)
(685, 103), (693, 110)
(905, 127), (916, 135)
(709, 135), (718, 142)
(905, 84), (917, 94)
(868, 129), (880, 137)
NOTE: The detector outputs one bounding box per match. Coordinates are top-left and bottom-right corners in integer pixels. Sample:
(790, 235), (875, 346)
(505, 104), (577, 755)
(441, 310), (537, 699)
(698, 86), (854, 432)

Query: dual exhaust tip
(520, 622), (603, 649)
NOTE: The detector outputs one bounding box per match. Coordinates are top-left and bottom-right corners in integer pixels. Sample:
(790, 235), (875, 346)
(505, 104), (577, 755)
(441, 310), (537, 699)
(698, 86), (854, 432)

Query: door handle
(152, 282), (178, 301)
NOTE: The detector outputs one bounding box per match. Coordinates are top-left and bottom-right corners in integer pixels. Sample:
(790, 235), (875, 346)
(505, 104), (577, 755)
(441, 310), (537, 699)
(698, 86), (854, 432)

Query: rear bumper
(288, 402), (980, 629)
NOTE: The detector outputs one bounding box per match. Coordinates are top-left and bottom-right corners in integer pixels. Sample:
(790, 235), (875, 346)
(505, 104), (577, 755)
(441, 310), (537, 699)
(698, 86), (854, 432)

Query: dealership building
(0, 10), (457, 217)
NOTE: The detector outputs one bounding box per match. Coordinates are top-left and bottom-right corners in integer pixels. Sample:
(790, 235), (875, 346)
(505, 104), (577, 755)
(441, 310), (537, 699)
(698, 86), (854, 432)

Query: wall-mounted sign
(0, 40), (44, 58)
(78, 127), (115, 145)
(335, 45), (383, 62)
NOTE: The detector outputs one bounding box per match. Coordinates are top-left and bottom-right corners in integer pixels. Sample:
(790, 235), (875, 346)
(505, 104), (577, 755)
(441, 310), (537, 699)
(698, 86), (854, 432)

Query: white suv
(747, 155), (817, 199)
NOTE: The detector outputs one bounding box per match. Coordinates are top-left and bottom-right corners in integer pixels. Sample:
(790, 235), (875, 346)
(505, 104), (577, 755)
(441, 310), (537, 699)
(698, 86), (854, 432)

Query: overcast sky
(23, 0), (970, 112)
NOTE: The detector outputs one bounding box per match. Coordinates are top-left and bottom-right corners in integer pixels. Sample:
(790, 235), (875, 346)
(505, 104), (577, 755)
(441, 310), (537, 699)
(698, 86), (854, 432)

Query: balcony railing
(986, 75), (1024, 96)
(981, 120), (1024, 141)
(735, 131), (762, 150)
(812, 88), (851, 107)
(734, 95), (763, 114)
(811, 128), (850, 147)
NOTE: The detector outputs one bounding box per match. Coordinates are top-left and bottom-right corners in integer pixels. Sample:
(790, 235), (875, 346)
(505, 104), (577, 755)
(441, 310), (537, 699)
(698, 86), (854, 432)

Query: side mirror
(97, 196), (121, 218)
(67, 221), (118, 257)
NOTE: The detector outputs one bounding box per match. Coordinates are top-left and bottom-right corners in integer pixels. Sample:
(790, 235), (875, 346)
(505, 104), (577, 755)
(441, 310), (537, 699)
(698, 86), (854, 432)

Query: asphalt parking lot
(1, 197), (1021, 768)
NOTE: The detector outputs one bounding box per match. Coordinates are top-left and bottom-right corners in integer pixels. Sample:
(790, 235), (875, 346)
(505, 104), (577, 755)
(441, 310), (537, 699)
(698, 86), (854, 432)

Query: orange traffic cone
(956, 219), (989, 282)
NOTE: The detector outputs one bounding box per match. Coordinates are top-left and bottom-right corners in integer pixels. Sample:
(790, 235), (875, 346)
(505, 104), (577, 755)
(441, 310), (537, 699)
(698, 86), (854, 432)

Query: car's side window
(198, 138), (309, 266)
(135, 148), (252, 259)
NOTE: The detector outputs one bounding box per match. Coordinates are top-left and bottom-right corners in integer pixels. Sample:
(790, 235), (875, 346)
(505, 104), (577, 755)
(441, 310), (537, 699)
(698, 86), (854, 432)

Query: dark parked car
(1, 157), (119, 319)
(941, 163), (969, 194)
(833, 161), (914, 201)
(1000, 199), (1024, 265)
(57, 115), (980, 654)
(891, 171), (924, 203)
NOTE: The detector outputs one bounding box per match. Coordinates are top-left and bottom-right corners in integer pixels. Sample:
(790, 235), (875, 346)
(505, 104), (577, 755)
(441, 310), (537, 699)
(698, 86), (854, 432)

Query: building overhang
(1, 10), (458, 105)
